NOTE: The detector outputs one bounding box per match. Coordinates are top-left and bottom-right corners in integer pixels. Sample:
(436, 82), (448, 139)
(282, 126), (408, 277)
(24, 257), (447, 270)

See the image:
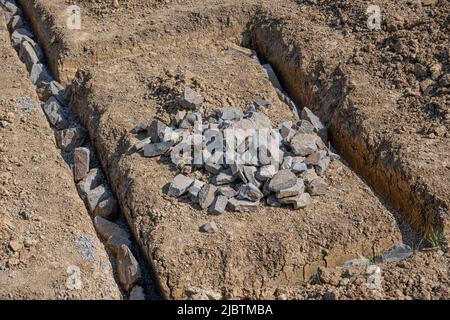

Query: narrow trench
(2, 5), (162, 300)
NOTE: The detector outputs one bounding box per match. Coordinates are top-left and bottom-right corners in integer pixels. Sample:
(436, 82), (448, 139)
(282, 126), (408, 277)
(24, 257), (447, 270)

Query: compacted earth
(0, 0), (448, 300)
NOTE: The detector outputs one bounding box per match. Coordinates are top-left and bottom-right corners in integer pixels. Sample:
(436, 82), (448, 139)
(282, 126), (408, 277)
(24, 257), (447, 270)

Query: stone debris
(133, 94), (337, 213)
(94, 197), (118, 220)
(73, 147), (90, 182)
(340, 257), (370, 267)
(19, 40), (39, 71)
(30, 63), (51, 87)
(208, 195), (228, 215)
(55, 127), (86, 152)
(10, 28), (32, 48)
(168, 174), (194, 197)
(94, 216), (128, 240)
(375, 244), (414, 263)
(200, 221), (218, 233)
(77, 168), (105, 199)
(179, 87), (203, 110)
(37, 80), (67, 106)
(87, 185), (109, 213)
(366, 265), (382, 291)
(42, 97), (67, 129)
(106, 234), (132, 256)
(117, 244), (141, 292)
(129, 285), (146, 300)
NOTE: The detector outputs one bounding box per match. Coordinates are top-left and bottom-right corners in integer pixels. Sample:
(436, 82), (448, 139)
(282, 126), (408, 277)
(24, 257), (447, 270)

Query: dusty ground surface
(0, 14), (121, 299)
(2, 0), (449, 299)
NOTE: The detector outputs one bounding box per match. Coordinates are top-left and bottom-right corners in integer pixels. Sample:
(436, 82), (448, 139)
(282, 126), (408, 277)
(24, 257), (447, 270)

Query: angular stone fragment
(256, 164), (278, 181)
(263, 64), (283, 91)
(301, 107), (328, 142)
(43, 97), (67, 129)
(213, 169), (237, 185)
(291, 161), (308, 173)
(168, 174), (194, 197)
(1, 0), (22, 15)
(290, 133), (318, 156)
(55, 127), (86, 152)
(180, 113), (199, 129)
(279, 121), (295, 141)
(8, 15), (22, 31)
(302, 168), (319, 184)
(307, 177), (328, 196)
(237, 183), (264, 202)
(11, 28), (32, 48)
(281, 192), (311, 209)
(268, 169), (297, 192)
(106, 234), (132, 256)
(129, 286), (146, 300)
(94, 197), (118, 219)
(131, 123), (148, 134)
(266, 194), (281, 207)
(198, 184), (217, 210)
(280, 156), (293, 170)
(220, 108), (243, 121)
(296, 119), (315, 134)
(208, 196), (228, 215)
(249, 112), (272, 129)
(205, 162), (222, 175)
(227, 198), (259, 212)
(215, 186), (235, 198)
(241, 166), (261, 188)
(180, 87), (203, 110)
(148, 119), (167, 143)
(94, 216), (128, 240)
(375, 244), (413, 263)
(117, 245), (141, 292)
(30, 63), (52, 87)
(315, 156), (330, 176)
(19, 40), (39, 71)
(37, 80), (66, 105)
(143, 141), (173, 157)
(366, 265), (382, 291)
(341, 257), (370, 267)
(187, 179), (204, 199)
(87, 185), (109, 213)
(253, 98), (272, 109)
(305, 151), (323, 166)
(73, 147), (90, 182)
(277, 179), (305, 199)
(132, 137), (152, 152)
(77, 168), (105, 199)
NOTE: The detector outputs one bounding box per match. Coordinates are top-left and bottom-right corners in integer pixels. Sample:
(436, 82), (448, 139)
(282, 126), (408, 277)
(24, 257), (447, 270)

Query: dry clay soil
(2, 0), (449, 299)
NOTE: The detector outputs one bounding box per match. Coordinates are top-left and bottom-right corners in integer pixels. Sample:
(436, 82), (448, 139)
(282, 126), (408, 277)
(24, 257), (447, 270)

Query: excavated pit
(8, 0), (449, 299)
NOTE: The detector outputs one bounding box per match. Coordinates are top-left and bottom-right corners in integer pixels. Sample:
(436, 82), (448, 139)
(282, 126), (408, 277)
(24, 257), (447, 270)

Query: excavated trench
(7, 0), (447, 299)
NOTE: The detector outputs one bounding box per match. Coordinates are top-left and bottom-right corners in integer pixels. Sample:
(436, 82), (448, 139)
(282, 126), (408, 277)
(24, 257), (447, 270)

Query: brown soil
(0, 15), (121, 299)
(2, 0), (449, 299)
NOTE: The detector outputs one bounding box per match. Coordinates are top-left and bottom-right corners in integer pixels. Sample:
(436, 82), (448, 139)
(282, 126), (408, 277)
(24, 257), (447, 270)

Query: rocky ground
(0, 0), (448, 300)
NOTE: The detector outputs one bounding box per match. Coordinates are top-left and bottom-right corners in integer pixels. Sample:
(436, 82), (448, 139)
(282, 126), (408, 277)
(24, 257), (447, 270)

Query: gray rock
(266, 194), (281, 207)
(55, 127), (86, 152)
(117, 245), (141, 292)
(1, 0), (21, 15)
(280, 156), (293, 170)
(281, 192), (311, 209)
(168, 174), (194, 197)
(198, 184), (217, 210)
(94, 197), (118, 219)
(94, 216), (128, 240)
(205, 162), (222, 175)
(263, 64), (283, 91)
(256, 164), (278, 181)
(8, 15), (22, 31)
(131, 123), (148, 134)
(10, 28), (33, 48)
(180, 87), (203, 110)
(302, 168), (319, 184)
(213, 169), (237, 185)
(307, 178), (328, 196)
(87, 185), (109, 213)
(217, 186), (237, 198)
(315, 156), (330, 176)
(304, 151), (323, 166)
(296, 119), (315, 134)
(291, 161), (308, 173)
(279, 121), (295, 141)
(237, 183), (264, 202)
(301, 107), (328, 142)
(327, 150), (341, 160)
(254, 98), (272, 109)
(73, 147), (90, 182)
(43, 97), (67, 129)
(268, 169), (297, 192)
(366, 265), (382, 291)
(132, 137), (152, 152)
(277, 179), (305, 199)
(19, 40), (39, 71)
(241, 166), (261, 188)
(129, 285), (146, 300)
(187, 179), (204, 199)
(77, 168), (105, 199)
(143, 141), (173, 157)
(340, 257), (370, 267)
(376, 244), (413, 263)
(227, 198), (259, 212)
(37, 81), (66, 105)
(179, 113), (199, 129)
(30, 63), (52, 87)
(208, 195), (228, 215)
(148, 119), (167, 143)
(220, 108), (243, 121)
(249, 112), (272, 130)
(106, 234), (132, 256)
(290, 133), (318, 156)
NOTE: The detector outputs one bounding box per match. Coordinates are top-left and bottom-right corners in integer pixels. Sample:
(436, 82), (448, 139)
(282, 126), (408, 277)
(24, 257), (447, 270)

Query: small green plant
(425, 231), (448, 249)
(312, 268), (322, 285)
